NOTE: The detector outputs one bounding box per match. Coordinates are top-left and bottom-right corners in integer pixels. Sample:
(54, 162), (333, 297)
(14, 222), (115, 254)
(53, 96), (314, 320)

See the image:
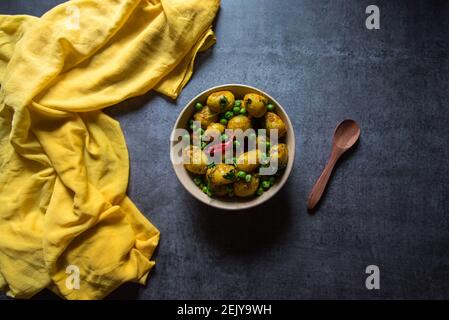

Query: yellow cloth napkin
(0, 0), (219, 299)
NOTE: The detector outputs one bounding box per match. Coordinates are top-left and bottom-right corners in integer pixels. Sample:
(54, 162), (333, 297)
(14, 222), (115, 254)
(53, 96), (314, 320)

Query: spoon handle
(307, 148), (342, 211)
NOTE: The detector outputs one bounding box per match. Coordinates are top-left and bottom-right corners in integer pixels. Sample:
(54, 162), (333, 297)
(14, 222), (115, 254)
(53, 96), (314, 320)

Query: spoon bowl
(334, 119), (361, 150)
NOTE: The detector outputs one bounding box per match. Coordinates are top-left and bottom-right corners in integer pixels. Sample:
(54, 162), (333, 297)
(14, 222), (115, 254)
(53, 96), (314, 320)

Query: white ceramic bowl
(170, 84), (295, 210)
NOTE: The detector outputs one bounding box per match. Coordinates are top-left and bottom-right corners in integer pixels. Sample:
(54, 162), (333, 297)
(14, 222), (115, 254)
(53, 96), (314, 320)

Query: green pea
(232, 157), (237, 165)
(199, 183), (205, 189)
(224, 111), (233, 120)
(234, 100), (242, 108)
(262, 180), (271, 189)
(221, 134), (228, 141)
(261, 153), (269, 164)
(195, 102), (203, 110)
(237, 171), (246, 179)
(239, 107), (247, 115)
(256, 187), (264, 196)
(202, 186), (208, 194)
(266, 141), (271, 149)
(233, 140), (241, 148)
(220, 118), (228, 125)
(261, 155), (271, 167)
(267, 103), (275, 111)
(233, 106), (240, 114)
(245, 174), (252, 182)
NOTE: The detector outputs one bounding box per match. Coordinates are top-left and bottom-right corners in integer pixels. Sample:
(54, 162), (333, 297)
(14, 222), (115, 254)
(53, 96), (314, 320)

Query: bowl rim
(170, 83), (296, 211)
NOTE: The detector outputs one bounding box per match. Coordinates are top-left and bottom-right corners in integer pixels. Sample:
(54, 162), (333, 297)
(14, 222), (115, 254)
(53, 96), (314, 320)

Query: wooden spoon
(307, 119), (361, 211)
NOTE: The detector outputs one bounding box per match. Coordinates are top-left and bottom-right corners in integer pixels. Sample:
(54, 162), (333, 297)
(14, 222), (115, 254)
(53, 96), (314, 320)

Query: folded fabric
(0, 0), (219, 299)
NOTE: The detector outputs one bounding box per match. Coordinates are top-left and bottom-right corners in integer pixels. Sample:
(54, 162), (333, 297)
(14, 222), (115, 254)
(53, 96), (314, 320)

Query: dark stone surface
(1, 0), (449, 299)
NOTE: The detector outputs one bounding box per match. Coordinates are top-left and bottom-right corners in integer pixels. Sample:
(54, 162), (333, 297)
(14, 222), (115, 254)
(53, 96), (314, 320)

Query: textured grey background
(1, 0), (449, 299)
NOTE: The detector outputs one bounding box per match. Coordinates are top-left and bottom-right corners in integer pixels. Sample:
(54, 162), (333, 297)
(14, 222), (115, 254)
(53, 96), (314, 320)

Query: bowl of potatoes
(170, 84), (295, 210)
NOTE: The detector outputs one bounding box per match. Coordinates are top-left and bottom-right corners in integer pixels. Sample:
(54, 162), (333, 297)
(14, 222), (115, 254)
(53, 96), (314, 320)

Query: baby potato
(207, 91), (235, 113)
(227, 115), (252, 131)
(269, 143), (289, 168)
(193, 106), (218, 129)
(233, 175), (260, 197)
(184, 146), (208, 174)
(265, 112), (286, 138)
(206, 164), (236, 186)
(244, 93), (268, 118)
(236, 150), (260, 173)
(205, 122), (225, 136)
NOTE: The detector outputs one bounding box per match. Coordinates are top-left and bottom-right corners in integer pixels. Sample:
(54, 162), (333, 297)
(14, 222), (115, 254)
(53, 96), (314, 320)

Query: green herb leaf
(223, 169), (236, 181)
(220, 96), (228, 110)
(207, 162), (216, 169)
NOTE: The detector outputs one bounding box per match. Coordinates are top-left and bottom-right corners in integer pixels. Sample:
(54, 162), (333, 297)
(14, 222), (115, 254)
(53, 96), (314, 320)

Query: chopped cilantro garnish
(207, 162), (216, 169)
(223, 169), (236, 181)
(219, 96), (228, 110)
